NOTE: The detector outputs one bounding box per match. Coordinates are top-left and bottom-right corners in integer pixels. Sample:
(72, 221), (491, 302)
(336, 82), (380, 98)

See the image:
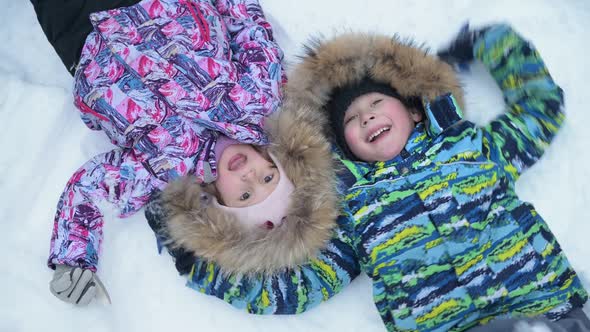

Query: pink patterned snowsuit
(48, 0), (284, 271)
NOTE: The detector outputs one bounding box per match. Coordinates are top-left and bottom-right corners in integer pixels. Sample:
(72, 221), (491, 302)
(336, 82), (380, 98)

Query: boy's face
(215, 144), (280, 207)
(342, 92), (422, 162)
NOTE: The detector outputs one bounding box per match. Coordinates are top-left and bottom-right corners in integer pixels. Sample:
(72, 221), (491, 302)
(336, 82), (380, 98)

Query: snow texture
(1, 0), (589, 331)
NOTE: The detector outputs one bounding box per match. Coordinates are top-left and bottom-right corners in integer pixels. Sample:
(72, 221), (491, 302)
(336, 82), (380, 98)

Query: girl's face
(215, 144), (280, 207)
(342, 92), (422, 162)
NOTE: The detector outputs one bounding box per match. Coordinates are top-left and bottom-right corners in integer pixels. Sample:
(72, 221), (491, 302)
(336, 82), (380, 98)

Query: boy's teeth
(369, 127), (390, 142)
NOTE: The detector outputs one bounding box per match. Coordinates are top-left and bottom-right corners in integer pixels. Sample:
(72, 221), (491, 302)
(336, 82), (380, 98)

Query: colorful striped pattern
(48, 0), (284, 271)
(148, 25), (587, 331)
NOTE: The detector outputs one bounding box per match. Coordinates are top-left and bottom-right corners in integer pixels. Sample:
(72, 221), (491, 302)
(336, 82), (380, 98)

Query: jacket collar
(424, 93), (464, 137)
(337, 124), (428, 185)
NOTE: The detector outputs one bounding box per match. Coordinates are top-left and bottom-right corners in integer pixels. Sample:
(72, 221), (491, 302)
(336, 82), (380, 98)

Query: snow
(1, 0), (589, 331)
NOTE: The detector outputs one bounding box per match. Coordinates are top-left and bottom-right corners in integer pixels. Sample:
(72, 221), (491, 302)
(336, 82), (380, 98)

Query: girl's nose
(241, 168), (256, 181)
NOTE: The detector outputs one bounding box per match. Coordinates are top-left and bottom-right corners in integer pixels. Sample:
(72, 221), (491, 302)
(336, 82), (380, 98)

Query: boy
(147, 24), (589, 331)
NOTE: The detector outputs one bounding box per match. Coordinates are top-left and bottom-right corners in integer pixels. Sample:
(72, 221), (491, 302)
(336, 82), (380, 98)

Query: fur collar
(160, 105), (339, 276)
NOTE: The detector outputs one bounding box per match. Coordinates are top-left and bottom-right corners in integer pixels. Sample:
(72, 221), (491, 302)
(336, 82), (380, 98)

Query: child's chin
(379, 148), (402, 161)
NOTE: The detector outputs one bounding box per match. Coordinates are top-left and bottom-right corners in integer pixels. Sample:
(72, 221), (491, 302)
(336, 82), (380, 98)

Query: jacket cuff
(424, 93), (464, 137)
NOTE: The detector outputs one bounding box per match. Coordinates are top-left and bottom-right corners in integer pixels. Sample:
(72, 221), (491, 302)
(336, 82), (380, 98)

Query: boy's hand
(437, 23), (490, 68)
(49, 265), (111, 305)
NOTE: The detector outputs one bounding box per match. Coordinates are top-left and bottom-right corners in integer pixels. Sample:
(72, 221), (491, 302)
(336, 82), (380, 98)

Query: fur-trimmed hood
(151, 32), (464, 276)
(156, 104), (339, 276)
(285, 33), (465, 126)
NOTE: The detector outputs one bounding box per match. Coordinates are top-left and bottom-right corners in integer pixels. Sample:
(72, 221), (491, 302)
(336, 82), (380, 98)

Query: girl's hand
(49, 265), (111, 305)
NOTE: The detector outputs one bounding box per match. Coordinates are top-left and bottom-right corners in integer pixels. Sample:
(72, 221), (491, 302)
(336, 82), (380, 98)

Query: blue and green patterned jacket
(146, 25), (588, 331)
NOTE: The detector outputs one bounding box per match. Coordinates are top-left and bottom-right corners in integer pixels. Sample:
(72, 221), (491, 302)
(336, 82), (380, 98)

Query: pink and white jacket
(48, 0), (284, 271)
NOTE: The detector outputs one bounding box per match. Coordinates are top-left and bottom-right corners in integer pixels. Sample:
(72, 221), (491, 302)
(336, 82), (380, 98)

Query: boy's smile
(343, 92), (422, 162)
(366, 125), (391, 143)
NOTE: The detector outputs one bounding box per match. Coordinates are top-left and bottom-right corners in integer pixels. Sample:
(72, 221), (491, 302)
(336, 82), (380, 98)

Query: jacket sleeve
(187, 213), (359, 314)
(215, 0), (285, 100)
(48, 148), (162, 272)
(476, 24), (565, 181)
(145, 195), (361, 315)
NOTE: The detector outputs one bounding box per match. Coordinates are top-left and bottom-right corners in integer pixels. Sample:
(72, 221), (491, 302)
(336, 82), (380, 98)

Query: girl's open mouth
(228, 153), (247, 171)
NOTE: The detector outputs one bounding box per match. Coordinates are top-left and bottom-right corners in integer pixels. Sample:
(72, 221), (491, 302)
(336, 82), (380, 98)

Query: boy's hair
(326, 77), (423, 160)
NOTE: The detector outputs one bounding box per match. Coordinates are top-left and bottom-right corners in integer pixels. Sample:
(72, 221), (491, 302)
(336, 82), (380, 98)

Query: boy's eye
(370, 99), (382, 107)
(264, 174), (274, 183)
(240, 192), (251, 201)
(344, 114), (358, 125)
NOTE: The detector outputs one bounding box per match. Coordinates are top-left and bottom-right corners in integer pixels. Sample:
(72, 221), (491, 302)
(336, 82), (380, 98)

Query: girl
(32, 0), (338, 305)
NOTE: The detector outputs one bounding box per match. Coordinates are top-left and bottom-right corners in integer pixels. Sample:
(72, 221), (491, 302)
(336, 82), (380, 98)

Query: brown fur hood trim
(159, 104), (338, 276)
(286, 33), (464, 118)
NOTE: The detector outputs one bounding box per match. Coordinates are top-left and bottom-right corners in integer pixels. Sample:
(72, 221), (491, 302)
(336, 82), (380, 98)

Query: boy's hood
(285, 33), (465, 125)
(155, 104), (339, 276)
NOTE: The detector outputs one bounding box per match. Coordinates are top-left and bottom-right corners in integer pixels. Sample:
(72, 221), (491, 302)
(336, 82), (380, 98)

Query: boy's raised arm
(189, 219), (360, 314)
(476, 24), (564, 180)
(146, 196), (361, 314)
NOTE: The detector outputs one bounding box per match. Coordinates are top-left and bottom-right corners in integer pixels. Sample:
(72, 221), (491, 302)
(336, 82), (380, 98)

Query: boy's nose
(361, 115), (376, 127)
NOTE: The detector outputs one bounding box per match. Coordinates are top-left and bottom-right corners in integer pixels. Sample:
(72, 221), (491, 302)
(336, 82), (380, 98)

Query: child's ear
(410, 108), (424, 123)
(404, 96), (424, 123)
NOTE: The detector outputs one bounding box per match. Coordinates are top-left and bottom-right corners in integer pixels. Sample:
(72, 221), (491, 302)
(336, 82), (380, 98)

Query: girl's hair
(252, 145), (272, 162)
(202, 182), (221, 203)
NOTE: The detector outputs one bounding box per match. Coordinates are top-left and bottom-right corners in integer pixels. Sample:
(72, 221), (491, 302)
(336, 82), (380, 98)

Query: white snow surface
(1, 1), (589, 331)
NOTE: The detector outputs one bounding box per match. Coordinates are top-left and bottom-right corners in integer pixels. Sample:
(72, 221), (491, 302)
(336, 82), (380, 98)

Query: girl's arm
(215, 0), (285, 105)
(48, 148), (161, 271)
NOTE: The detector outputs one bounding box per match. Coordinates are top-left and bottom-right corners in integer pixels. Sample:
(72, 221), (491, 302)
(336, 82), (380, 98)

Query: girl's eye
(240, 192), (251, 201)
(371, 99), (382, 107)
(264, 174), (274, 183)
(344, 114), (358, 125)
